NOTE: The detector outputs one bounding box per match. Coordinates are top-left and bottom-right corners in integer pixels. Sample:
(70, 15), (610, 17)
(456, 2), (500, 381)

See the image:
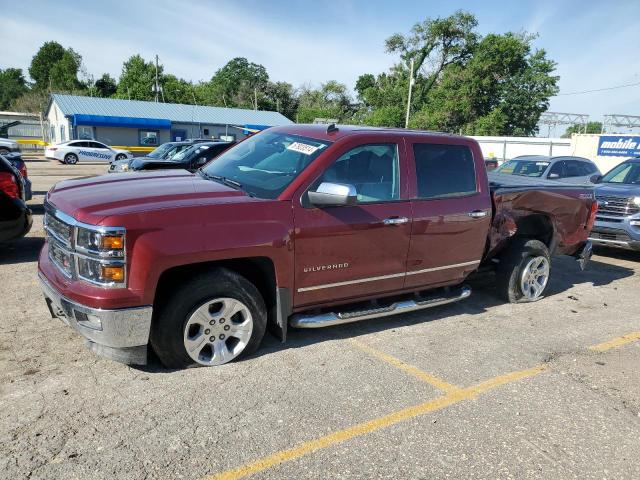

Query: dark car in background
(590, 157), (640, 251)
(109, 141), (234, 173)
(0, 154), (32, 243)
(495, 155), (601, 184)
(109, 139), (211, 173)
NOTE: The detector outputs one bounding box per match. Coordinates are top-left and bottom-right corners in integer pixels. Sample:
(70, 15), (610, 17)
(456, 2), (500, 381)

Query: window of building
(60, 125), (66, 142)
(313, 144), (399, 204)
(50, 126), (56, 143)
(203, 128), (210, 136)
(139, 130), (159, 146)
(78, 126), (94, 140)
(413, 144), (477, 199)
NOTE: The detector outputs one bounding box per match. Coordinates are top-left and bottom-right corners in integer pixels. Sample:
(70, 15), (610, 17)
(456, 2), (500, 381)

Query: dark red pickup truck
(39, 125), (596, 367)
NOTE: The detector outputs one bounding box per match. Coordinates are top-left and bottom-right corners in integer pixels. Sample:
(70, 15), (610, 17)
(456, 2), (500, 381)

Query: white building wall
(570, 134), (633, 174)
(46, 101), (71, 144)
(469, 136), (571, 161)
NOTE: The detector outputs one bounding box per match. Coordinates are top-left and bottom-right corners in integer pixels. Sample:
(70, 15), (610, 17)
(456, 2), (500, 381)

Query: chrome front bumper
(39, 274), (153, 364)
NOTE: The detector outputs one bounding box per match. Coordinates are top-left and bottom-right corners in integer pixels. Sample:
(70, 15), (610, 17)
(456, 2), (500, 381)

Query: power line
(554, 81), (640, 96)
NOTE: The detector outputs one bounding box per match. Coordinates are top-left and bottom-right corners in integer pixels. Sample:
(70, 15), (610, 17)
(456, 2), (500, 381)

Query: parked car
(45, 140), (133, 165)
(38, 125), (595, 368)
(109, 139), (211, 172)
(495, 155), (600, 184)
(109, 141), (234, 173)
(3, 152), (31, 200)
(589, 157), (640, 250)
(0, 138), (20, 155)
(0, 154), (32, 243)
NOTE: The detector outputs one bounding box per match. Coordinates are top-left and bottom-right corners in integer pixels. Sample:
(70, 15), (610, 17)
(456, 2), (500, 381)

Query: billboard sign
(597, 136), (640, 157)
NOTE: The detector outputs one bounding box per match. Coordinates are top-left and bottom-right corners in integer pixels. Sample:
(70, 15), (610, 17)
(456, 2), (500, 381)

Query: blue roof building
(45, 94), (294, 148)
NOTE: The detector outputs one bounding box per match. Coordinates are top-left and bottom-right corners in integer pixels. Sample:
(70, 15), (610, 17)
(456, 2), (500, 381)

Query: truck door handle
(468, 210), (488, 218)
(383, 216), (409, 225)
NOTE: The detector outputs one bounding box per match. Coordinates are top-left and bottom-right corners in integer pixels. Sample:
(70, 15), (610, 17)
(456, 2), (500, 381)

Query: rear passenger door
(405, 141), (492, 289)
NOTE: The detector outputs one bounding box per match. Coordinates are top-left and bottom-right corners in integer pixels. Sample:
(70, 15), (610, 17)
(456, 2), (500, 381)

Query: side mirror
(308, 182), (357, 207)
(548, 173), (560, 179)
(590, 174), (602, 184)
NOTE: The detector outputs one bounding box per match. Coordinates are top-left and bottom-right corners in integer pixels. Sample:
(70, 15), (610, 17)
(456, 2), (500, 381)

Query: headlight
(77, 256), (125, 286)
(120, 163), (129, 172)
(76, 227), (125, 257)
(633, 197), (640, 206)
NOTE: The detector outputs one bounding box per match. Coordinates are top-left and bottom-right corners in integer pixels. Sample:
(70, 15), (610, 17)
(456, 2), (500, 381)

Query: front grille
(595, 195), (640, 218)
(44, 211), (73, 246)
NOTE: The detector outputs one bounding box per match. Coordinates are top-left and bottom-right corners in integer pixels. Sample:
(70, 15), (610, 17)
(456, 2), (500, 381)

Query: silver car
(495, 155), (601, 184)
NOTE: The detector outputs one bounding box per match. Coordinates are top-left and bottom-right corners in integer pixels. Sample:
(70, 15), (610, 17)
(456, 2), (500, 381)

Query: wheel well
(514, 214), (554, 247)
(153, 257), (277, 324)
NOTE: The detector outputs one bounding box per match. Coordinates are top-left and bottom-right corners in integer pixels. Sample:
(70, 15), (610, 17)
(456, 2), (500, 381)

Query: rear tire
(150, 268), (267, 369)
(0, 148), (10, 155)
(495, 238), (551, 303)
(64, 153), (78, 165)
(115, 153), (127, 160)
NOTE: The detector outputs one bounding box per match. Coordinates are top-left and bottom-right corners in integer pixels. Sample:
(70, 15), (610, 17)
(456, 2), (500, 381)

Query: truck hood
(47, 170), (256, 224)
(594, 183), (640, 197)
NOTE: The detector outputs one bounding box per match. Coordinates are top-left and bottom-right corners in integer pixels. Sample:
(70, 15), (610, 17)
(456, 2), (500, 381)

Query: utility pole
(154, 54), (160, 102)
(405, 58), (415, 129)
(254, 87), (258, 111)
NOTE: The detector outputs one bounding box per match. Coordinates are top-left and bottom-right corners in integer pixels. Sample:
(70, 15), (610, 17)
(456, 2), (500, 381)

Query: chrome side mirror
(308, 182), (357, 207)
(548, 173), (560, 179)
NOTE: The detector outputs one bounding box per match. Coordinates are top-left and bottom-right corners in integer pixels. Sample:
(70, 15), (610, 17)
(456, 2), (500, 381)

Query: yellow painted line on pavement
(203, 364), (548, 480)
(589, 332), (640, 352)
(349, 339), (462, 394)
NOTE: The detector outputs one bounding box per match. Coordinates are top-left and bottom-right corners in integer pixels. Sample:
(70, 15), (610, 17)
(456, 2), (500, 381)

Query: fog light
(101, 265), (124, 282)
(74, 311), (102, 330)
(630, 220), (640, 227)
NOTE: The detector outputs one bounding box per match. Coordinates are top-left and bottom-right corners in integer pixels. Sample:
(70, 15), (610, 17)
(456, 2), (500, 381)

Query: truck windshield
(200, 131), (331, 199)
(601, 162), (640, 184)
(496, 160), (550, 177)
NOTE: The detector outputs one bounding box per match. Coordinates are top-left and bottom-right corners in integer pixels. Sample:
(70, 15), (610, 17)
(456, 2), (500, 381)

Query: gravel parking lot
(1, 157), (639, 479)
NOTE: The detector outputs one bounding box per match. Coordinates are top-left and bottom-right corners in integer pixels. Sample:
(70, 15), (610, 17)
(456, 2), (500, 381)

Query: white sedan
(45, 140), (132, 164)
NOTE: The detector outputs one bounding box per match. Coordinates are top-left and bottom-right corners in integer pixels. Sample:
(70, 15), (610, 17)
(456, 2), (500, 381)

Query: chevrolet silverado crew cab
(38, 125), (596, 368)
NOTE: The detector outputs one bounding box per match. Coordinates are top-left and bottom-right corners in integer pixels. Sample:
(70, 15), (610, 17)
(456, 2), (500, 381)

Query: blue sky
(1, 0), (639, 126)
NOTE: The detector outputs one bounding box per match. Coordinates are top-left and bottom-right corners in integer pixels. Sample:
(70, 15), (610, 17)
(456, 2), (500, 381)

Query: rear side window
(580, 162), (598, 175)
(413, 144), (476, 199)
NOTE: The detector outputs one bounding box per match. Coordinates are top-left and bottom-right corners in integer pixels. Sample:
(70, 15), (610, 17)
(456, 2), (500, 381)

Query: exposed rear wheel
(150, 268), (267, 369)
(64, 153), (78, 165)
(495, 238), (551, 303)
(115, 153), (127, 160)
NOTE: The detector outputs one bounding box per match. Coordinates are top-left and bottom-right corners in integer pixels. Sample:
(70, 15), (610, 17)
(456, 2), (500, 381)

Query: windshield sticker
(287, 142), (320, 155)
(536, 162), (549, 166)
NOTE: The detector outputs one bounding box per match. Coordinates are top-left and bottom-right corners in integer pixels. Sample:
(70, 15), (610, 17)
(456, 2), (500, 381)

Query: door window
(313, 144), (399, 203)
(564, 161), (583, 177)
(89, 141), (107, 149)
(413, 144), (476, 198)
(547, 161), (565, 178)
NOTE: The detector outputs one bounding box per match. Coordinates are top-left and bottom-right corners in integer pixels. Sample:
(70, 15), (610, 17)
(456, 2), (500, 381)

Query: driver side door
(293, 138), (412, 308)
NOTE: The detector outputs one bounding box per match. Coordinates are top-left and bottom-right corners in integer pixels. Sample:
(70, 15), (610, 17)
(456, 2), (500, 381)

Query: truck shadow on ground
(139, 254), (634, 372)
(0, 236), (44, 265)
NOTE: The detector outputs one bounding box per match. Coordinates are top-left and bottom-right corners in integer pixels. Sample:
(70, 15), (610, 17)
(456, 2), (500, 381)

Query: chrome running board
(290, 285), (471, 329)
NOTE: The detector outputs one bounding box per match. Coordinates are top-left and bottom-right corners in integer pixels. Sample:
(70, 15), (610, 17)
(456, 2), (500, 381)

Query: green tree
(9, 90), (49, 114)
(116, 55), (160, 101)
(48, 49), (83, 91)
(162, 74), (196, 104)
(0, 68), (28, 110)
(296, 81), (354, 123)
(262, 81), (298, 120)
(199, 57), (269, 109)
(94, 73), (117, 97)
(29, 41), (67, 89)
(562, 121), (602, 137)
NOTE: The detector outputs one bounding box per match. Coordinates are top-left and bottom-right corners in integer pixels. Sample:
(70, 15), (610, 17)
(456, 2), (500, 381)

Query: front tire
(64, 153), (78, 165)
(150, 268), (267, 369)
(495, 238), (551, 303)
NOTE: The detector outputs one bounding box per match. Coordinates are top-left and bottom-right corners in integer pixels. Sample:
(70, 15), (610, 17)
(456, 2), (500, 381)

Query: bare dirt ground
(1, 157), (639, 479)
